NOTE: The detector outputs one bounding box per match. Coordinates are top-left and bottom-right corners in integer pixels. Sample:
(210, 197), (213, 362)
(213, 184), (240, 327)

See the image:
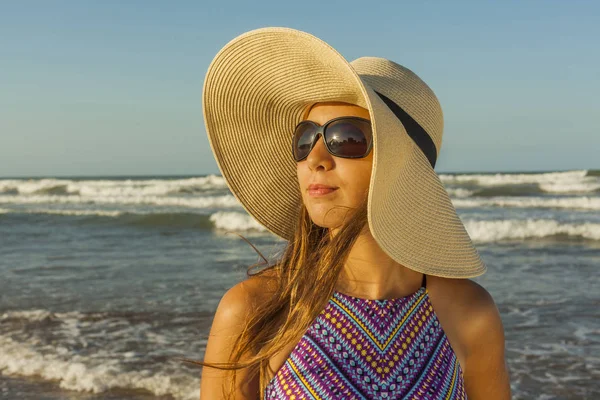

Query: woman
(196, 27), (511, 399)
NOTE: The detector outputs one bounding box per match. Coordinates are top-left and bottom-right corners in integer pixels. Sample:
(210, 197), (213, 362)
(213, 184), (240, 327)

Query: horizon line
(0, 167), (597, 180)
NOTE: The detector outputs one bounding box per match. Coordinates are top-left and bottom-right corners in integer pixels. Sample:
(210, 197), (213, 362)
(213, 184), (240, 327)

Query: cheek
(337, 160), (373, 198)
(296, 163), (303, 179)
(296, 163), (308, 189)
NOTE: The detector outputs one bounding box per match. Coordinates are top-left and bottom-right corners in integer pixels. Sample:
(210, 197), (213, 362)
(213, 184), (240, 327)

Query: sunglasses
(292, 116), (373, 162)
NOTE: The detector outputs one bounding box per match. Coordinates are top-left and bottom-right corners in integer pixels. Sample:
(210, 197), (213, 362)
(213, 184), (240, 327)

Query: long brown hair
(181, 192), (369, 398)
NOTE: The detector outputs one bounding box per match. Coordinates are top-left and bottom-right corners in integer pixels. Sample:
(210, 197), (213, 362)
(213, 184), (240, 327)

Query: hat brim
(203, 27), (486, 278)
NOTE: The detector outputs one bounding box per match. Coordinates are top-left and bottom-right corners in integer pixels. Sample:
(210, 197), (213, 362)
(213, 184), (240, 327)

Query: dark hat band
(374, 91), (438, 169)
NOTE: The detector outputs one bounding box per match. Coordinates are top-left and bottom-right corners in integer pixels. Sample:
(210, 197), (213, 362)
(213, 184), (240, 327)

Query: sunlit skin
(200, 102), (511, 400)
(296, 101), (424, 300)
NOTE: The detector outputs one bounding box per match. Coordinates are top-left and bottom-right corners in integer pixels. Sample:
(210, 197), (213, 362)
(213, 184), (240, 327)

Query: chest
(263, 291), (467, 399)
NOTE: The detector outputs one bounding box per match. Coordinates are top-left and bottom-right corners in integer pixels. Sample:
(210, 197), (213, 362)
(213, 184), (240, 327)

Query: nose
(306, 133), (334, 170)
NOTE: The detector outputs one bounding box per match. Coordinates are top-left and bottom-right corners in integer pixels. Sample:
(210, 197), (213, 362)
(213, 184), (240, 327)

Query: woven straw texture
(202, 27), (486, 278)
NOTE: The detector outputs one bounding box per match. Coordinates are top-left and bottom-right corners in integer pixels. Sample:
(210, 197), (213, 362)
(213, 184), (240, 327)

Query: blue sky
(1, 0), (598, 177)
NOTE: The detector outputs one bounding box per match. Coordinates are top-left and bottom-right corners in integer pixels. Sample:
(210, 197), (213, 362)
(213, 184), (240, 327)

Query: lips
(308, 184), (338, 190)
(307, 183), (339, 197)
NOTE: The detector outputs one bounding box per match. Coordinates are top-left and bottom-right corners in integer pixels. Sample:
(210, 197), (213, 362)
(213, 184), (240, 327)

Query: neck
(332, 228), (424, 300)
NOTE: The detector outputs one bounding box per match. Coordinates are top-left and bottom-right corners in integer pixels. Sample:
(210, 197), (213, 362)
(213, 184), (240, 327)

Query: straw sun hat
(202, 26), (486, 278)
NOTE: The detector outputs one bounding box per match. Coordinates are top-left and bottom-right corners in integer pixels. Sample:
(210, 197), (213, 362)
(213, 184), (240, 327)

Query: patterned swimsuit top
(264, 275), (466, 399)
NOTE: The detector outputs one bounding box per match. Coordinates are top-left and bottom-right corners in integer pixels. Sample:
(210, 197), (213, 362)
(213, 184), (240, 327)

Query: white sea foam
(209, 211), (268, 232)
(0, 335), (199, 399)
(445, 188), (476, 198)
(539, 181), (600, 194)
(441, 169), (600, 194)
(1, 309), (56, 322)
(0, 175), (228, 196)
(0, 310), (201, 399)
(3, 193), (598, 213)
(440, 169), (586, 185)
(0, 193), (240, 209)
(464, 218), (600, 242)
(453, 196), (600, 210)
(47, 209), (123, 217)
(573, 326), (600, 342)
(0, 208), (124, 217)
(0, 208), (271, 235)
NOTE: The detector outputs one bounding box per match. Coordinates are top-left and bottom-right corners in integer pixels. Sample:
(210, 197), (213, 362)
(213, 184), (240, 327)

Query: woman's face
(296, 102), (373, 231)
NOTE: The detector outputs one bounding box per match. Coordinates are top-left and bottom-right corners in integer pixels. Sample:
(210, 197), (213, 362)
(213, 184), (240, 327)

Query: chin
(307, 210), (346, 230)
(310, 220), (336, 230)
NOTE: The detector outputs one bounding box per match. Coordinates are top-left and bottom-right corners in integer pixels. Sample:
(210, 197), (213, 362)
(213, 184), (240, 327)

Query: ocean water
(0, 170), (599, 400)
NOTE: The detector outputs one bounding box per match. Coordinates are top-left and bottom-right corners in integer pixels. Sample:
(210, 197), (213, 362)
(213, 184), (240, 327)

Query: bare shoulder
(243, 267), (281, 301)
(426, 277), (503, 357)
(213, 267), (280, 327)
(427, 276), (511, 399)
(199, 269), (280, 399)
(427, 277), (501, 338)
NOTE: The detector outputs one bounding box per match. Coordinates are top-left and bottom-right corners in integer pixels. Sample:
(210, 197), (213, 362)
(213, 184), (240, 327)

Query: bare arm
(200, 281), (260, 399)
(462, 288), (512, 399)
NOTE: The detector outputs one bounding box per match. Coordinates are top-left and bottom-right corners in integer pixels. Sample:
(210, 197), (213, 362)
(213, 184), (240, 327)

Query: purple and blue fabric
(264, 286), (466, 399)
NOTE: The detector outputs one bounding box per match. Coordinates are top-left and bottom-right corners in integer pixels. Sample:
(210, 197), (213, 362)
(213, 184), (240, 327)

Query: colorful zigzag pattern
(264, 287), (466, 399)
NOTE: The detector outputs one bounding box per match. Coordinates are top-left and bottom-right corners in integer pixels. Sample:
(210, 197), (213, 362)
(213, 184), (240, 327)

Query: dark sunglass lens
(326, 119), (372, 157)
(293, 122), (317, 160)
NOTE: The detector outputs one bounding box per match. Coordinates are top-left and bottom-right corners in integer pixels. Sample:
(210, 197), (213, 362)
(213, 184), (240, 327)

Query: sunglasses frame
(292, 116), (373, 162)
